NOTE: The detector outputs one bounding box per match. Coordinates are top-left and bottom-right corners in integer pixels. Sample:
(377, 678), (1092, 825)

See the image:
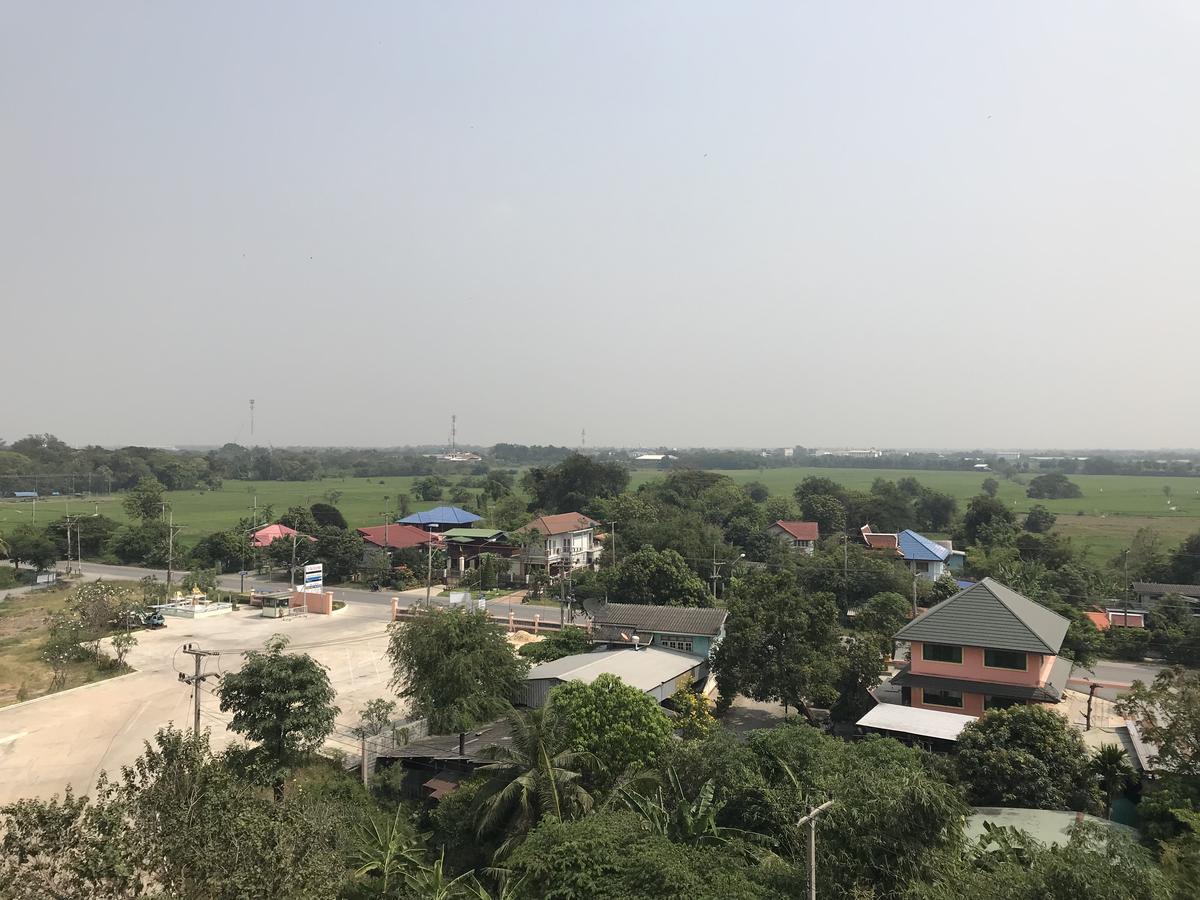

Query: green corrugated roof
(893, 577), (1069, 654)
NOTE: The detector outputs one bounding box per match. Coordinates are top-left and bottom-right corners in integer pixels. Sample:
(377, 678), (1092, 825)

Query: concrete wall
(910, 641), (1049, 687)
(290, 590), (335, 615)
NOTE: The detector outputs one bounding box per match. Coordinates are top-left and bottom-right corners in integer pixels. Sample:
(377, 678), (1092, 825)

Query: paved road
(1070, 658), (1169, 700)
(71, 561), (574, 624)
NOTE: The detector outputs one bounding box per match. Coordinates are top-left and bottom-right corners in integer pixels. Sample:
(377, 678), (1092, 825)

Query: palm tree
(471, 707), (596, 857)
(1091, 744), (1136, 818)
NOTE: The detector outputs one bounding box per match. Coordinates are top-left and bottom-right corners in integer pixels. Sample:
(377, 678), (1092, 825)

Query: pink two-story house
(889, 578), (1072, 717)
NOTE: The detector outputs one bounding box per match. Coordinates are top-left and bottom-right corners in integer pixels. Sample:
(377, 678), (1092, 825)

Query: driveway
(0, 599), (398, 805)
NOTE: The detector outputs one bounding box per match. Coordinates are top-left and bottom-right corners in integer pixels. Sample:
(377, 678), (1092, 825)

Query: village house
(588, 602), (728, 658)
(356, 523), (436, 553)
(860, 524), (964, 580)
(513, 512), (603, 580)
(767, 520), (819, 554)
(888, 578), (1072, 718)
(441, 528), (519, 585)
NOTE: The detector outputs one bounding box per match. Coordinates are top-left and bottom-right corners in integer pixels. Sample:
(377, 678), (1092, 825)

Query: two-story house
(767, 520), (820, 554)
(861, 525), (964, 581)
(888, 578), (1072, 717)
(514, 512), (602, 580)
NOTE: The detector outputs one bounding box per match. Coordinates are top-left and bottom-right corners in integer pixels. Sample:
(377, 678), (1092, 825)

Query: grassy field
(0, 578), (133, 707)
(630, 466), (1200, 562)
(0, 476), (444, 548)
(2, 467), (1198, 564)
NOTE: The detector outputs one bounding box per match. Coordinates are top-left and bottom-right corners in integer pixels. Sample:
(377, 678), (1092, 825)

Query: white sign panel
(302, 563), (323, 594)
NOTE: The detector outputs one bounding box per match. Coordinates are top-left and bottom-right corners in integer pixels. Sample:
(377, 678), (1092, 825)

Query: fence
(389, 598), (588, 635)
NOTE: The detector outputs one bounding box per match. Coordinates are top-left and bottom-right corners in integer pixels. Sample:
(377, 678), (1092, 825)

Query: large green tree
(956, 705), (1098, 811)
(0, 728), (347, 900)
(606, 546), (712, 607)
(218, 634), (339, 797)
(546, 672), (674, 786)
(387, 607), (528, 736)
(121, 476), (168, 522)
(712, 571), (841, 716)
(1116, 667), (1200, 778)
(522, 453), (629, 515)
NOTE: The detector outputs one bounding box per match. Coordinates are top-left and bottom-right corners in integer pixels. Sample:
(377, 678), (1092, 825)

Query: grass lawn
(0, 577), (134, 708)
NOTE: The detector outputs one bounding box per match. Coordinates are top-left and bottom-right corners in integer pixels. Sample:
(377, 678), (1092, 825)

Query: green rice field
(2, 467), (1198, 562)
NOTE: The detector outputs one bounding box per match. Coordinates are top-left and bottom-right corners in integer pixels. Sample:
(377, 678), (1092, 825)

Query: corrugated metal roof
(525, 646), (704, 693)
(856, 702), (975, 740)
(898, 530), (951, 562)
(1132, 581), (1200, 597)
(398, 506), (482, 526)
(441, 528), (507, 540)
(893, 577), (1069, 654)
(591, 602), (728, 637)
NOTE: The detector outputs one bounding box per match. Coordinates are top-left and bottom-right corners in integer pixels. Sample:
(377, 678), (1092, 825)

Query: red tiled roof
(251, 523), (315, 548)
(357, 524), (435, 550)
(772, 520), (819, 541)
(1085, 611), (1111, 631)
(520, 512), (599, 536)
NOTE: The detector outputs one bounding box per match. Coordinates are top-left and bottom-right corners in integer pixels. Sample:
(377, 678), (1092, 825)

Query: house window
(922, 643), (962, 664)
(983, 648), (1027, 671)
(984, 695), (1021, 711)
(921, 687), (963, 708)
(660, 637), (694, 653)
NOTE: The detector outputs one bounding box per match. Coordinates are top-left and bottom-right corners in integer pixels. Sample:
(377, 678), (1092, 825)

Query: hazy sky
(3, 3), (1199, 450)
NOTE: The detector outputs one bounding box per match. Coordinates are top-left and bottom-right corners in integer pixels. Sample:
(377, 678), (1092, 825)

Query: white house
(767, 520), (820, 554)
(515, 512), (603, 579)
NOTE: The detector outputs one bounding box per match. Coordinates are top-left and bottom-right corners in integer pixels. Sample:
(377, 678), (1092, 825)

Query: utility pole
(1123, 549), (1130, 625)
(607, 521), (618, 567)
(179, 644), (220, 736)
(797, 800), (835, 900)
(711, 543), (721, 601)
(165, 511), (185, 589)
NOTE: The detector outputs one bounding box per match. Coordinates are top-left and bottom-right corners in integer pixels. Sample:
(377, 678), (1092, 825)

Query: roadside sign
(303, 563), (323, 594)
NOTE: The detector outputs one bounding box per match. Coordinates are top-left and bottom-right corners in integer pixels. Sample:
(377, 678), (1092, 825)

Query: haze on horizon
(3, 3), (1198, 452)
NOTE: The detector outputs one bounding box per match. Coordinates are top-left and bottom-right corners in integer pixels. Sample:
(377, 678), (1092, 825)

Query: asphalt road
(69, 561), (574, 624)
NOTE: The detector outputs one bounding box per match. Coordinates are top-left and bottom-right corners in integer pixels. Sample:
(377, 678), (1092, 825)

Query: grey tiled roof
(893, 578), (1068, 654)
(590, 602), (728, 637)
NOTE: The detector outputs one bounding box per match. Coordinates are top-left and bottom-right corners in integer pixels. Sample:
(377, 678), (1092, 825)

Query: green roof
(893, 577), (1069, 654)
(440, 528), (507, 540)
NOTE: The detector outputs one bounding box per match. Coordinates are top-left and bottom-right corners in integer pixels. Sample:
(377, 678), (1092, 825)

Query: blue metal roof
(898, 529), (951, 562)
(398, 506), (482, 527)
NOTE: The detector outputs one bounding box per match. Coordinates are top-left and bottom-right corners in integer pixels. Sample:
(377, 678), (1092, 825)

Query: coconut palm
(1091, 744), (1136, 818)
(471, 706), (596, 858)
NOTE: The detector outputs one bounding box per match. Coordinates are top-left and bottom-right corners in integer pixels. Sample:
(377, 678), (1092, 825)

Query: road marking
(122, 700), (151, 735)
(0, 732), (29, 746)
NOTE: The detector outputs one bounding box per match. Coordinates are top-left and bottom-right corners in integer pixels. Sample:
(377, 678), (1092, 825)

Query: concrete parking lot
(0, 600), (400, 805)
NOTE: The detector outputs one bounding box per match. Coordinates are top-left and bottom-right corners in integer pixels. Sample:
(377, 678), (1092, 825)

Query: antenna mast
(249, 399), (255, 441)
(450, 414), (457, 453)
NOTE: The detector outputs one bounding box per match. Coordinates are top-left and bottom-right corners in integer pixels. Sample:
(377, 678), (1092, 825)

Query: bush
(517, 626), (592, 663)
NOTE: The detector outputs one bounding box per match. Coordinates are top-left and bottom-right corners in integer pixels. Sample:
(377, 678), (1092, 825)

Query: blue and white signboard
(302, 563), (323, 594)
